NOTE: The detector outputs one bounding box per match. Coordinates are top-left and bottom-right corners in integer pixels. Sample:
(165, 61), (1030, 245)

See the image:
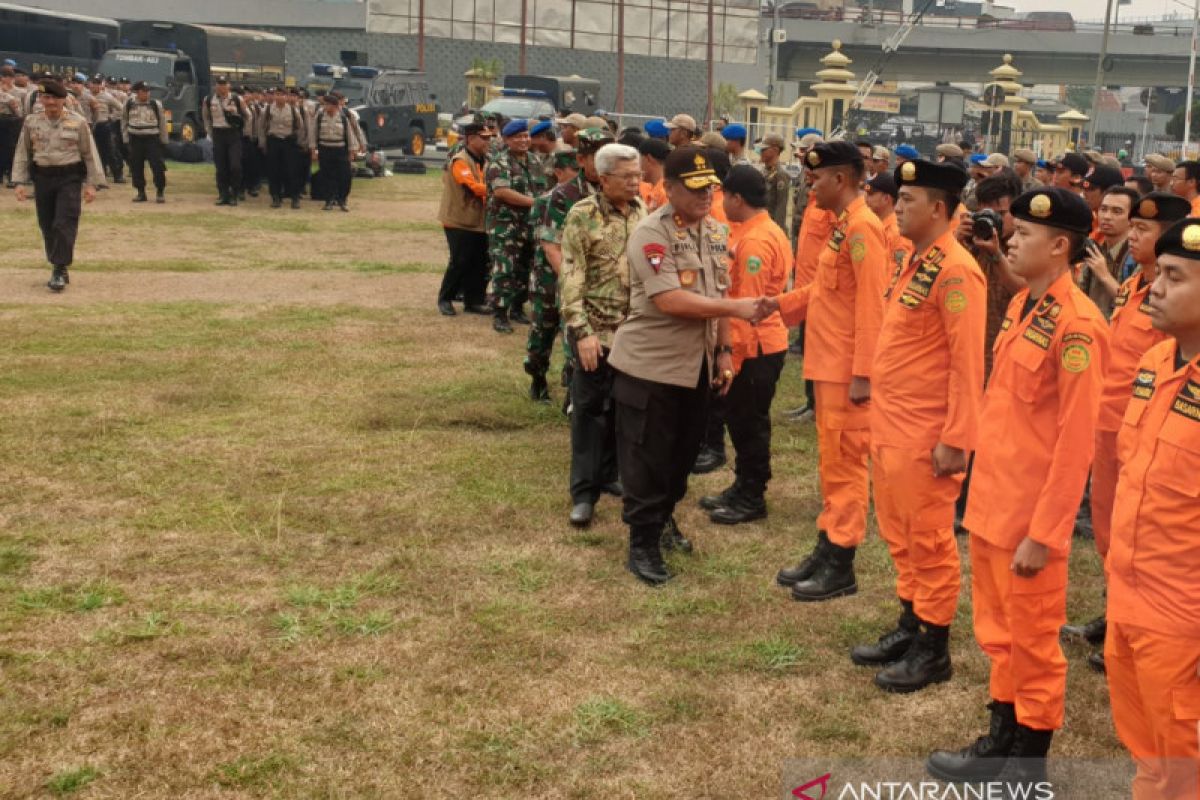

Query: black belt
(32, 162), (86, 177)
(268, 135), (297, 141)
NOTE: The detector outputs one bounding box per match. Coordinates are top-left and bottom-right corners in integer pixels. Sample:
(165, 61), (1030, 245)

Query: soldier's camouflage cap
(552, 148), (579, 169)
(576, 127), (615, 153)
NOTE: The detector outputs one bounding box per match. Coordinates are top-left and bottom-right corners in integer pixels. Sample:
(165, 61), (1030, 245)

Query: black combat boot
(291, 197), (301, 209)
(709, 490), (767, 525)
(47, 266), (67, 292)
(628, 525), (671, 586)
(322, 199), (334, 211)
(132, 190), (148, 203)
(509, 305), (531, 325)
(776, 531), (830, 587)
(851, 599), (918, 666)
(790, 541), (857, 602)
(926, 701), (1017, 783)
(215, 194), (231, 206)
(699, 479), (743, 511)
(155, 189), (165, 204)
(1087, 651), (1105, 673)
(874, 621), (952, 693)
(691, 446), (727, 474)
(338, 200), (349, 212)
(270, 196), (282, 208)
(229, 194), (238, 207)
(529, 374), (549, 403)
(997, 724), (1054, 791)
(492, 308), (513, 334)
(660, 516), (693, 554)
(1060, 614), (1106, 646)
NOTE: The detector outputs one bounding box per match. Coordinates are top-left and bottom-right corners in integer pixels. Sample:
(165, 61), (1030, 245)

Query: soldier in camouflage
(486, 118), (551, 333)
(524, 127), (613, 402)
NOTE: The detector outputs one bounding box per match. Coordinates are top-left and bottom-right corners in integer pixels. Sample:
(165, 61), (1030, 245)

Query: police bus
(0, 2), (119, 77)
(305, 64), (438, 156)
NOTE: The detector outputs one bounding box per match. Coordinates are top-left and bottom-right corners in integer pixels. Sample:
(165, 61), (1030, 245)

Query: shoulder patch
(643, 242), (666, 273)
(1063, 332), (1094, 345)
(1061, 342), (1092, 373)
(849, 235), (867, 263)
(944, 289), (968, 314)
(1171, 379), (1200, 421)
(746, 255), (763, 275)
(1132, 369), (1157, 400)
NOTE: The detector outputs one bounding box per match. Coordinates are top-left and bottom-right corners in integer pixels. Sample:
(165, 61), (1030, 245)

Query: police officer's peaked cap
(214, 76), (230, 85)
(1131, 192), (1190, 223)
(131, 81), (149, 92)
(529, 120), (553, 137)
(1154, 217), (1200, 260)
(39, 80), (68, 99)
(894, 159), (969, 194)
(804, 140), (862, 170)
(576, 127), (615, 153)
(1057, 153), (1090, 177)
(1011, 188), (1092, 234)
(1082, 165), (1124, 192)
(722, 123), (747, 143)
(866, 172), (899, 200)
(664, 146), (721, 190)
(501, 119), (528, 137)
(894, 144), (920, 160)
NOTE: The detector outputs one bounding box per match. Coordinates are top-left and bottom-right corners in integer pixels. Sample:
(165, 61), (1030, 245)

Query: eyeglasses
(607, 171), (643, 182)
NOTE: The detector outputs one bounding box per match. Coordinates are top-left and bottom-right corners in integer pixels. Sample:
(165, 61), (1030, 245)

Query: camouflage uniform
(525, 169), (598, 379)
(486, 147), (550, 312)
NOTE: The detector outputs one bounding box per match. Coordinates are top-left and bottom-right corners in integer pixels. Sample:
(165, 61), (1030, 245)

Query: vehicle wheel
(180, 117), (199, 143)
(406, 128), (426, 156)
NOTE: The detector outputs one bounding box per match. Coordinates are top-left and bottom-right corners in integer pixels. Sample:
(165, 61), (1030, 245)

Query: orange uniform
(1091, 272), (1169, 558)
(1106, 340), (1200, 800)
(728, 211), (794, 372)
(870, 230), (986, 626)
(709, 187), (729, 225)
(794, 201), (836, 288)
(640, 179), (667, 212)
(879, 212), (914, 284)
(964, 270), (1109, 731)
(779, 195), (889, 547)
(1191, 195), (1200, 217)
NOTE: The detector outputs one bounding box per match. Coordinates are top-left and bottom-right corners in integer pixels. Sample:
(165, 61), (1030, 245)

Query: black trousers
(92, 121), (117, 180)
(318, 145), (351, 202)
(241, 134), (261, 192)
(211, 128), (242, 199)
(725, 350), (786, 495)
(0, 116), (20, 182)
(128, 136), (166, 192)
(570, 350), (618, 504)
(614, 364), (709, 545)
(32, 166), (84, 268)
(439, 227), (489, 305)
(265, 136), (301, 200)
(701, 389), (727, 453)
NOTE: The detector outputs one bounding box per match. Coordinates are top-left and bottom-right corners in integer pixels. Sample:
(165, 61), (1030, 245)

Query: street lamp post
(1184, 0), (1199, 157)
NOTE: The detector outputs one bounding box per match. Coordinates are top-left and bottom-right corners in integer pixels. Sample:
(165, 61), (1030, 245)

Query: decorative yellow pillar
(810, 40), (858, 137)
(982, 54), (1028, 155)
(1057, 109), (1089, 152)
(739, 89), (768, 130)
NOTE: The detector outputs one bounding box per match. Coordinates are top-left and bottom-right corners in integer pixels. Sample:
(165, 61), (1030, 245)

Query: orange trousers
(871, 444), (962, 626)
(1090, 428), (1120, 560)
(970, 535), (1069, 731)
(1106, 622), (1200, 800)
(813, 381), (871, 548)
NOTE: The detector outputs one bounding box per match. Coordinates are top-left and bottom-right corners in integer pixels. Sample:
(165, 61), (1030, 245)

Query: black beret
(894, 159), (968, 194)
(805, 140), (862, 170)
(1058, 153), (1089, 177)
(1154, 217), (1200, 260)
(39, 80), (67, 99)
(1132, 192), (1191, 223)
(723, 164), (768, 208)
(1082, 165), (1124, 192)
(1011, 187), (1093, 234)
(866, 172), (898, 200)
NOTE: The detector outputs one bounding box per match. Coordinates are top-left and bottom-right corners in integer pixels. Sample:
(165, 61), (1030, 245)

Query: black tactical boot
(509, 306), (531, 325)
(691, 446), (727, 474)
(710, 491), (767, 525)
(776, 531), (830, 587)
(215, 194), (231, 206)
(926, 701), (1017, 783)
(874, 621), (952, 693)
(322, 199), (334, 211)
(229, 195), (238, 207)
(47, 266), (67, 292)
(791, 541), (857, 601)
(699, 479), (743, 511)
(1060, 614), (1106, 646)
(132, 190), (148, 202)
(291, 197), (301, 209)
(338, 200), (349, 212)
(270, 196), (282, 208)
(851, 599), (918, 666)
(492, 309), (513, 334)
(155, 189), (165, 204)
(529, 374), (550, 403)
(997, 724), (1053, 790)
(628, 526), (671, 586)
(660, 516), (693, 554)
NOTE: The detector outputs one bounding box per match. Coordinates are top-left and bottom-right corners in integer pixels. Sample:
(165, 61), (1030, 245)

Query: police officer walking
(122, 81), (168, 203)
(203, 77), (250, 206)
(0, 66), (23, 187)
(608, 146), (761, 585)
(309, 94), (362, 211)
(258, 87), (307, 209)
(12, 79), (106, 292)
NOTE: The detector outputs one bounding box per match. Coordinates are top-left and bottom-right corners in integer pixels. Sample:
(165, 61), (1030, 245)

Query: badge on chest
(679, 269), (697, 288)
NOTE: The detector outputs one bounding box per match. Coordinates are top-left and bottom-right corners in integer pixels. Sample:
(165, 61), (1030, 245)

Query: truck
(97, 21), (286, 142)
(499, 74), (600, 116)
(0, 2), (119, 78)
(303, 63), (438, 155)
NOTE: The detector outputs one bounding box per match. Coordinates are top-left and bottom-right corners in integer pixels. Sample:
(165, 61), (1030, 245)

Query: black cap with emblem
(805, 140), (862, 170)
(1011, 188), (1093, 234)
(866, 172), (898, 200)
(664, 146), (722, 190)
(894, 159), (969, 193)
(1132, 192), (1190, 224)
(1154, 217), (1200, 260)
(1082, 165), (1124, 193)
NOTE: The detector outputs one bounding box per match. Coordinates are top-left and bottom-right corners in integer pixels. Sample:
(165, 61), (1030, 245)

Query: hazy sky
(1010, 0), (1198, 21)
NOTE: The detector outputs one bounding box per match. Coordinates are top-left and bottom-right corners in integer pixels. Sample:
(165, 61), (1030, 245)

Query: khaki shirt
(12, 109), (106, 186)
(0, 86), (21, 118)
(559, 193), (647, 349)
(258, 102), (306, 148)
(202, 92), (247, 131)
(609, 205), (731, 388)
(122, 99), (168, 143)
(309, 108), (362, 150)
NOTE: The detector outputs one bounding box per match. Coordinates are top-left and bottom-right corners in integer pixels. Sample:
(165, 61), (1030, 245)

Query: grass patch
(573, 696), (651, 745)
(46, 766), (99, 795)
(211, 753), (298, 789)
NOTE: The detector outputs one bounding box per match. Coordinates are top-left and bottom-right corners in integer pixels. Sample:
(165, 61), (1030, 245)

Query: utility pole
(705, 0), (714, 125)
(519, 0), (528, 74)
(417, 0), (425, 71)
(1185, 0), (1199, 157)
(616, 0), (625, 116)
(1088, 0), (1116, 147)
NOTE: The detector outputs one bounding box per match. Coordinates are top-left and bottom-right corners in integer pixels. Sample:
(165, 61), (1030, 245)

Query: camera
(972, 208), (1004, 241)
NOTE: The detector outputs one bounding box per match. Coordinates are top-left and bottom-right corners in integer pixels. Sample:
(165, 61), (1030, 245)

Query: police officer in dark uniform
(608, 147), (762, 584)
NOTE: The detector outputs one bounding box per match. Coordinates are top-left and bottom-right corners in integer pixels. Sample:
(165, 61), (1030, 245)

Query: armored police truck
(98, 21), (286, 142)
(305, 64), (438, 156)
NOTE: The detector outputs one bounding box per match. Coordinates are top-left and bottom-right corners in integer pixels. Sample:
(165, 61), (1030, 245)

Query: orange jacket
(1108, 340), (1200, 638)
(778, 195), (888, 382)
(880, 212), (914, 285)
(1191, 195), (1200, 217)
(640, 179), (668, 212)
(710, 187), (729, 225)
(794, 201), (837, 288)
(451, 156), (487, 199)
(728, 211), (794, 371)
(1098, 271), (1168, 433)
(870, 228), (986, 450)
(963, 269), (1110, 553)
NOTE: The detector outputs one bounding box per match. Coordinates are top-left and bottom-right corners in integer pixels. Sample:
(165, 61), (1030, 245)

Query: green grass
(46, 766), (99, 795)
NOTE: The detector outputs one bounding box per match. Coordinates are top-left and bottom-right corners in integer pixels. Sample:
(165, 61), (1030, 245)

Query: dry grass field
(0, 163), (1122, 798)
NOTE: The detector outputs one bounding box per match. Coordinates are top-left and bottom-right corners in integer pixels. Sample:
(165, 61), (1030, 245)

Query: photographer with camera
(1079, 186), (1138, 318)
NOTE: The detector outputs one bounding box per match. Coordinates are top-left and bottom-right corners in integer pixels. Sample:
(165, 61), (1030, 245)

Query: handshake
(728, 295), (780, 324)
